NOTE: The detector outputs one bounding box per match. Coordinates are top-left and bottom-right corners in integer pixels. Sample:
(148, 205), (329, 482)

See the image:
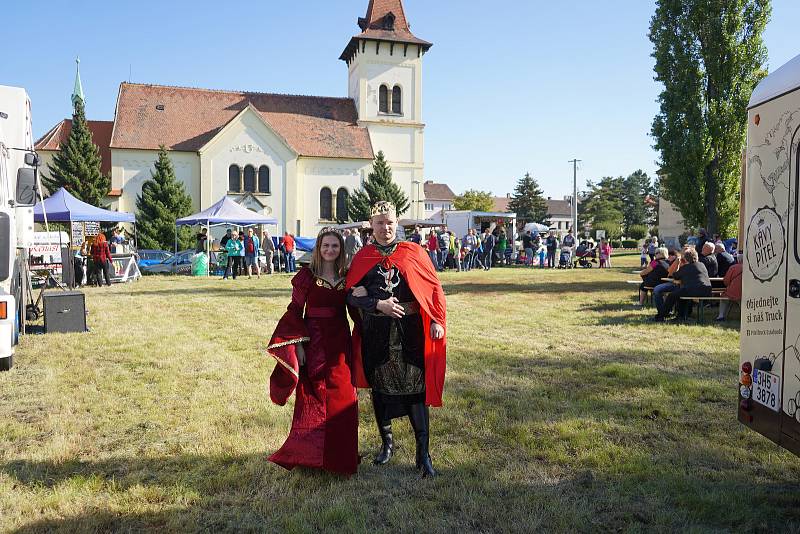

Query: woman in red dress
(267, 229), (364, 475)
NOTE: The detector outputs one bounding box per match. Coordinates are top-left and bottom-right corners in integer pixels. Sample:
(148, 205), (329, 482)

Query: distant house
(423, 181), (456, 219)
(546, 197), (576, 235)
(493, 195), (511, 213)
(494, 194), (576, 236)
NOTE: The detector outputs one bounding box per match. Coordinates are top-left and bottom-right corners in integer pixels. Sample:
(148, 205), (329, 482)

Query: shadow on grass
(444, 280), (631, 296)
(121, 287), (293, 299)
(6, 450), (800, 532)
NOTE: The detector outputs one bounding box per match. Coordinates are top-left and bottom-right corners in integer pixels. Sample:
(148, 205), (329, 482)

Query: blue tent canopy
(34, 187), (136, 223)
(176, 196), (278, 226)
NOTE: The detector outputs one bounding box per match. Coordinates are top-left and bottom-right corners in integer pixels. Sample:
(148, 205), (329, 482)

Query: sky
(4, 0), (799, 199)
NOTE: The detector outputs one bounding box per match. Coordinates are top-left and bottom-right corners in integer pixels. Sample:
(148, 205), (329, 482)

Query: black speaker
(61, 247), (75, 288)
(44, 291), (87, 333)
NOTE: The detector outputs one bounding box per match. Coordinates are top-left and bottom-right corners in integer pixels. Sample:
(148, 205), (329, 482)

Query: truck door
(782, 126), (800, 443)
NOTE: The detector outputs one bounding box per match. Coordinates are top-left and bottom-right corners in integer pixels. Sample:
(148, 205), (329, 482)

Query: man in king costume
(346, 201), (447, 477)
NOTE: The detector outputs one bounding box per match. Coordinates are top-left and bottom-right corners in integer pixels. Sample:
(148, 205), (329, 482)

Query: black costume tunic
(347, 244), (426, 405)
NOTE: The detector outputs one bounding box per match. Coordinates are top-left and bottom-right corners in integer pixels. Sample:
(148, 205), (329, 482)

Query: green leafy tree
(592, 219), (623, 240)
(627, 224), (649, 240)
(136, 146), (194, 251)
(43, 97), (110, 206)
(507, 173), (549, 225)
(348, 151), (409, 221)
(578, 177), (625, 228)
(621, 170), (653, 232)
(650, 0), (770, 235)
(454, 189), (495, 212)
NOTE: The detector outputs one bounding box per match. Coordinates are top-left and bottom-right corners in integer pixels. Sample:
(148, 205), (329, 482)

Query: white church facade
(35, 0), (431, 236)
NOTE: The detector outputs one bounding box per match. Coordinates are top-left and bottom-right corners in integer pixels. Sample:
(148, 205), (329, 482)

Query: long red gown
(266, 267), (359, 475)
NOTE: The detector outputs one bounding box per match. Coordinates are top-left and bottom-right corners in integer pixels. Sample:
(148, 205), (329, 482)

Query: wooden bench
(679, 296), (730, 323)
(628, 281), (655, 307)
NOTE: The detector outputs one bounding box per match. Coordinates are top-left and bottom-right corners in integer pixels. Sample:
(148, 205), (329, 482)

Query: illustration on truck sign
(746, 207), (785, 283)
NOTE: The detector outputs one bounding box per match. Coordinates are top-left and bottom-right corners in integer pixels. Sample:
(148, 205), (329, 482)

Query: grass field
(2, 254), (800, 532)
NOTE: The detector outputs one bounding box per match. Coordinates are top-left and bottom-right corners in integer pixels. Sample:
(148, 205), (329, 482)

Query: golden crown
(370, 201), (396, 218)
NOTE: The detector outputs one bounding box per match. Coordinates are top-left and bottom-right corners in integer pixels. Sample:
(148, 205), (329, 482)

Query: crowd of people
(636, 228), (742, 322)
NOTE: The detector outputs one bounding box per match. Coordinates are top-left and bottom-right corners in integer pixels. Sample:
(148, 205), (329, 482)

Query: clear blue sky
(5, 0), (799, 199)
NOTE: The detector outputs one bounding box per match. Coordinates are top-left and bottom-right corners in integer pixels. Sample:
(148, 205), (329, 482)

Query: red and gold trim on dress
(267, 337), (309, 378)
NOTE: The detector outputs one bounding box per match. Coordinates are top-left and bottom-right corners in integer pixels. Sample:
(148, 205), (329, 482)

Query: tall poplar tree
(507, 173), (549, 225)
(43, 96), (110, 206)
(136, 146), (194, 251)
(650, 0), (770, 235)
(348, 151), (409, 221)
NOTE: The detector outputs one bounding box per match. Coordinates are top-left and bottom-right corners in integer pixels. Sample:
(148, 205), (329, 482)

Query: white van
(739, 52), (800, 454)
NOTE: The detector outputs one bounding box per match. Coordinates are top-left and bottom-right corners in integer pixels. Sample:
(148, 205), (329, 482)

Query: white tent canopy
(749, 52), (800, 108)
(176, 196), (277, 226)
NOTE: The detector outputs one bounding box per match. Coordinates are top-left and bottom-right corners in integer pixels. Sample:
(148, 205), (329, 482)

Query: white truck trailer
(0, 85), (39, 371)
(739, 52), (800, 454)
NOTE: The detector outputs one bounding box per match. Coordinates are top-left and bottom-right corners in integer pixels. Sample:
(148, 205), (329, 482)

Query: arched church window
(258, 166), (270, 194)
(320, 187), (333, 220)
(379, 85), (389, 113)
(392, 85), (402, 114)
(243, 165), (256, 193)
(336, 188), (349, 221)
(228, 165), (241, 192)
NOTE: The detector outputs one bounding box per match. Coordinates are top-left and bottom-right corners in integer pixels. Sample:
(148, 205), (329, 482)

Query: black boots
(371, 396), (436, 477)
(372, 396), (394, 465)
(374, 423), (394, 465)
(407, 403), (437, 478)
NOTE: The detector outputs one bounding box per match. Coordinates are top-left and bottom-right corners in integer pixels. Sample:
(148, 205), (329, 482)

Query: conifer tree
(348, 151), (409, 221)
(136, 146), (194, 251)
(43, 97), (110, 206)
(507, 173), (549, 225)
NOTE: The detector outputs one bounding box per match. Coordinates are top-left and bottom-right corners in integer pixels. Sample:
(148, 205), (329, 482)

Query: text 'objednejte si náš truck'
(0, 85), (40, 371)
(739, 52), (800, 454)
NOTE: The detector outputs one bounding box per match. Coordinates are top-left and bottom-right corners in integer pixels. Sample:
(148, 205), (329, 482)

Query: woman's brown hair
(309, 228), (347, 279)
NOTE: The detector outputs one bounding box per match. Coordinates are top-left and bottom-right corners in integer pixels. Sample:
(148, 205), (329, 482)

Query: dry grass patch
(1, 256), (800, 532)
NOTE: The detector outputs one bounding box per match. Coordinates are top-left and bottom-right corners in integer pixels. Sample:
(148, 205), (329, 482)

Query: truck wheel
(0, 356), (12, 372)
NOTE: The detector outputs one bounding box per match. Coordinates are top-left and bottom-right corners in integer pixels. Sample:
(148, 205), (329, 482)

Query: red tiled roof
(35, 119), (114, 175)
(109, 83), (375, 160)
(341, 0), (432, 61)
(493, 196), (511, 212)
(423, 181), (455, 201)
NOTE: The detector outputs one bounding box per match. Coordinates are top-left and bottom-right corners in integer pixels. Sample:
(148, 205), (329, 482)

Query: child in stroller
(573, 240), (598, 268)
(558, 244), (573, 269)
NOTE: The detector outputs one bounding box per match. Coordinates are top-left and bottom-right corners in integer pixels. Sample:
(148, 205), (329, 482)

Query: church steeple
(340, 0), (431, 63)
(71, 57), (85, 106)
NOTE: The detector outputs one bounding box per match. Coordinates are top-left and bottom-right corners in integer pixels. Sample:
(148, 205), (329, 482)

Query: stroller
(558, 245), (573, 269)
(574, 241), (598, 268)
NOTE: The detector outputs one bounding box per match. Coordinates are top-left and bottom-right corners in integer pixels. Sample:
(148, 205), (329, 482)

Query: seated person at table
(715, 242), (735, 278)
(652, 248), (711, 322)
(699, 241), (718, 278)
(652, 246), (685, 312)
(716, 255), (743, 321)
(637, 247), (670, 306)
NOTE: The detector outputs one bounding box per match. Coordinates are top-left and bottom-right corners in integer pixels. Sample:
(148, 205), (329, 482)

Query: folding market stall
(175, 196), (278, 275)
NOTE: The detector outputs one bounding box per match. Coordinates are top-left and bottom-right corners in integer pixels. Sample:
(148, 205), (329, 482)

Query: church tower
(340, 0), (432, 218)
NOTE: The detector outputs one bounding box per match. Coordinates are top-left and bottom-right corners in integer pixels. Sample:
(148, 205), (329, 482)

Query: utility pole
(568, 159), (581, 235)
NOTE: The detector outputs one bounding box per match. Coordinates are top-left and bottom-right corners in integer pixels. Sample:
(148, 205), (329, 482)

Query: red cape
(345, 242), (447, 407)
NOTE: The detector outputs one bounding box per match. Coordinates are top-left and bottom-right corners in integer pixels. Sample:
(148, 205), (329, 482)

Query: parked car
(142, 250), (197, 275)
(137, 249), (173, 268)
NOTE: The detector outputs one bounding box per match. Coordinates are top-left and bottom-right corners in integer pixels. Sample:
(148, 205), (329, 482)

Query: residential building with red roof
(35, 0), (432, 235)
(423, 181), (456, 219)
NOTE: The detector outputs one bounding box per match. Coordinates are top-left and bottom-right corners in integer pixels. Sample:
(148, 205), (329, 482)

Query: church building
(35, 0), (432, 235)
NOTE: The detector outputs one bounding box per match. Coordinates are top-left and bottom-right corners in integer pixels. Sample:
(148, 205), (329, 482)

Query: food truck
(739, 52), (800, 454)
